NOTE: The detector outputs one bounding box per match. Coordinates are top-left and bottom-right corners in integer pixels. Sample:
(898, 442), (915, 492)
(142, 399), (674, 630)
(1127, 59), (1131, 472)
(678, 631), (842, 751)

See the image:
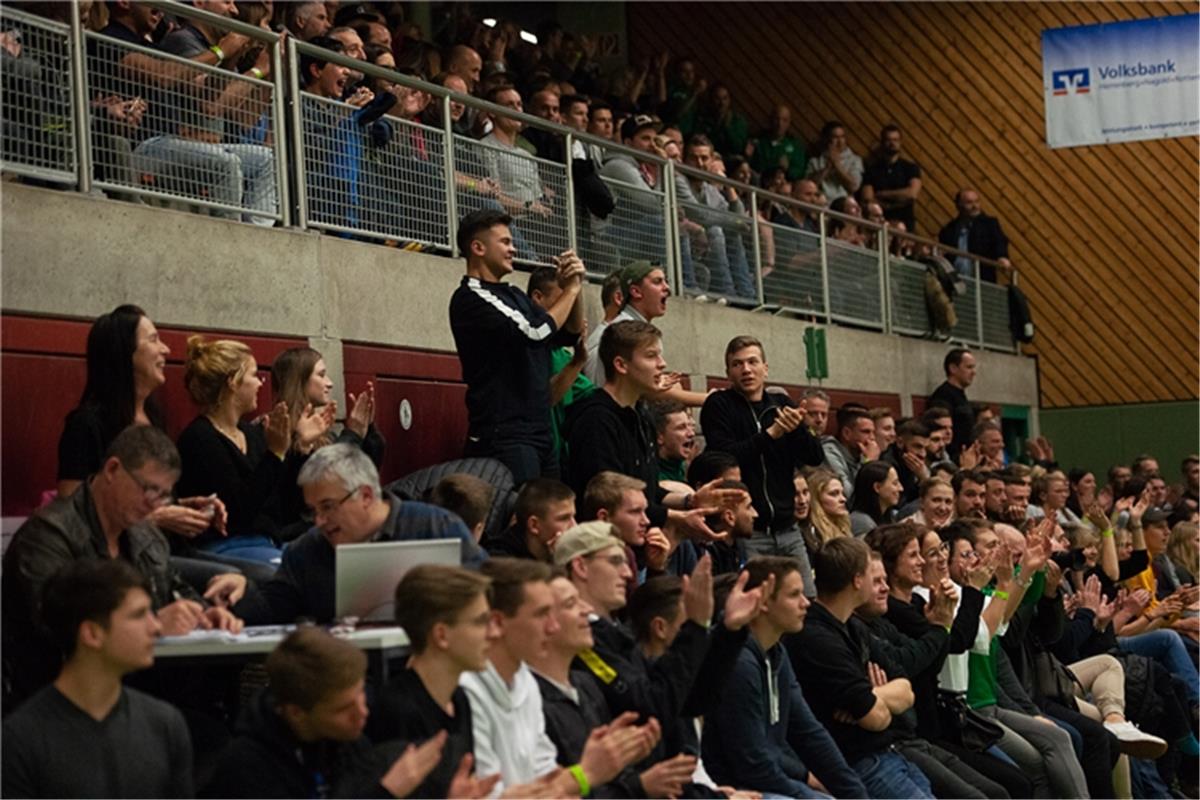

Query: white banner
(1043, 14), (1199, 149)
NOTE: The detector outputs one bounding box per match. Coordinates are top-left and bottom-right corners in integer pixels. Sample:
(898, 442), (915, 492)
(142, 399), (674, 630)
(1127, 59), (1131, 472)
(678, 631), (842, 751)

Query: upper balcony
(0, 1), (1022, 356)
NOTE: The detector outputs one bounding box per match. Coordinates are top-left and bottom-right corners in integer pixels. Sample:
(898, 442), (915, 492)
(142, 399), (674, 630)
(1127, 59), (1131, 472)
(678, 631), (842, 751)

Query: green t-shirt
(749, 134), (808, 181)
(550, 347), (595, 460)
(966, 568), (1045, 709)
(658, 457), (687, 484)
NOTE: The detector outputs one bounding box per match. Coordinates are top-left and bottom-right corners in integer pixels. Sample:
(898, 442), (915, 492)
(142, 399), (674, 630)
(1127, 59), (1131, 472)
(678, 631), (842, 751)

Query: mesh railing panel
(888, 257), (932, 335)
(587, 148), (671, 283)
(452, 133), (568, 266)
(303, 94), (449, 247)
(83, 29), (280, 223)
(761, 221), (823, 314)
(0, 9), (75, 183)
(677, 197), (758, 303)
(980, 281), (1014, 351)
(951, 275), (981, 344)
(827, 239), (883, 327)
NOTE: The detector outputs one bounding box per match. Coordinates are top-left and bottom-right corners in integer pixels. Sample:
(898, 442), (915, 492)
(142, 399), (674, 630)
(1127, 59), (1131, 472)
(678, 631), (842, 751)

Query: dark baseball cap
(620, 113), (657, 141)
(619, 261), (660, 297)
(1142, 505), (1173, 525)
(334, 3), (386, 27)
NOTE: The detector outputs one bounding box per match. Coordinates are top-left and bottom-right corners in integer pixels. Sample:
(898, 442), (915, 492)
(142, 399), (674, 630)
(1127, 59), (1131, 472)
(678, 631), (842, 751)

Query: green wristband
(568, 764), (591, 797)
(1100, 528), (1114, 538)
(210, 44), (225, 61)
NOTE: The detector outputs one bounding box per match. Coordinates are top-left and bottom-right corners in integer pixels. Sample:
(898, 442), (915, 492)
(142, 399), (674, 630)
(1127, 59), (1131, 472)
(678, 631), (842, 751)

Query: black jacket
(203, 690), (394, 798)
(565, 390), (667, 527)
(2, 481), (200, 707)
(535, 670), (645, 798)
(937, 213), (1009, 282)
(928, 381), (973, 460)
(700, 388), (823, 533)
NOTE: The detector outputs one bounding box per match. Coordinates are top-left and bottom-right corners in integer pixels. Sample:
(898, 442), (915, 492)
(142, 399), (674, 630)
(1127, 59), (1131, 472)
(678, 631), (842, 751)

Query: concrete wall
(1, 182), (1039, 417)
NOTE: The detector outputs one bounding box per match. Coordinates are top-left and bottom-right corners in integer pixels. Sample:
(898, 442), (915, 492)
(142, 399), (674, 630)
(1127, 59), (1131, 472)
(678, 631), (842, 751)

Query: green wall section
(1040, 401), (1200, 482)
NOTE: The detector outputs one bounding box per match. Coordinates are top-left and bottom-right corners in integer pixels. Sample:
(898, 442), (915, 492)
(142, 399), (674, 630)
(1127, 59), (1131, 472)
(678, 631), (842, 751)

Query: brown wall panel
(628, 2), (1199, 408)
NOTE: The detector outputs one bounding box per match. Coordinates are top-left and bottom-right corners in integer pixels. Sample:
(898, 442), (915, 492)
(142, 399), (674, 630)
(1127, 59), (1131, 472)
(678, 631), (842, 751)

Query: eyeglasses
(923, 543), (950, 560)
(588, 553), (628, 568)
(119, 462), (173, 506)
(302, 489), (358, 522)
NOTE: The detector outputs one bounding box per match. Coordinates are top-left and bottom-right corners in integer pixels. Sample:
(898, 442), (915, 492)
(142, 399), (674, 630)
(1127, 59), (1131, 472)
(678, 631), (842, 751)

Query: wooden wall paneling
(902, 3), (1195, 395)
(883, 8), (1161, 407)
(959, 3), (1199, 323)
(627, 3), (1199, 407)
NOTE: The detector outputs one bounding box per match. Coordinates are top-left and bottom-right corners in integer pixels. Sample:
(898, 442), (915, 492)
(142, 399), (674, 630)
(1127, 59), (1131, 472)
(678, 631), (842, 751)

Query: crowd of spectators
(5, 0), (1015, 308)
(2, 202), (1196, 799)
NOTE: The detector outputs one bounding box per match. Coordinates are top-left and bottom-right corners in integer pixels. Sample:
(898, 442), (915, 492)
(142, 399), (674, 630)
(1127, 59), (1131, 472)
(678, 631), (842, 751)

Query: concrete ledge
(1, 182), (1038, 414)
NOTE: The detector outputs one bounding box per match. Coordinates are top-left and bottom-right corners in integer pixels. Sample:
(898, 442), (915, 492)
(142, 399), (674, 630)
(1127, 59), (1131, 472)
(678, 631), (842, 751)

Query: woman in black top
(176, 336), (327, 563)
(263, 346), (385, 540)
(56, 304), (227, 537)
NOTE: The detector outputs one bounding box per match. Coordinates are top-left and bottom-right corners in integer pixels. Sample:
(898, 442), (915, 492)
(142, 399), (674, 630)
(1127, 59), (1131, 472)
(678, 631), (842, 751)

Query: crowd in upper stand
(1, 200), (1196, 798)
(5, 0), (1015, 300)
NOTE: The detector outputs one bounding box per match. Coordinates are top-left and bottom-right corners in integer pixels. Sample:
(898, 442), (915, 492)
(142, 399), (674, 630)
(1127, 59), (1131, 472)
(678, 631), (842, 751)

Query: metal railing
(1, 1), (1019, 353)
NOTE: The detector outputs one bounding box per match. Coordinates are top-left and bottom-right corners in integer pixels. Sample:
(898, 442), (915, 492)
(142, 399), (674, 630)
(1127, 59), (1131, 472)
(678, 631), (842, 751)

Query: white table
(155, 625), (411, 678)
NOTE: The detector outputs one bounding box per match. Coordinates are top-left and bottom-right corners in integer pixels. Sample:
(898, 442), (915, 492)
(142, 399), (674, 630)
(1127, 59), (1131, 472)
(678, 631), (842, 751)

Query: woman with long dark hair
(56, 305), (227, 537)
(849, 461), (902, 536)
(264, 346), (384, 539)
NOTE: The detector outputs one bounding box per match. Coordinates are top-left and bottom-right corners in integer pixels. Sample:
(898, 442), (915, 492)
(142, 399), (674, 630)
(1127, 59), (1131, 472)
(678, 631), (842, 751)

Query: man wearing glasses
(2, 425), (245, 710)
(234, 444), (487, 625)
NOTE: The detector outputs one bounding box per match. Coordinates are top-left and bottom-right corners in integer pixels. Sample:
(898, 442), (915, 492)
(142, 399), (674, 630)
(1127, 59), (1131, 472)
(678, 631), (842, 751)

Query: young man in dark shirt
(788, 537), (935, 798)
(483, 478), (576, 561)
(2, 559), (193, 799)
(449, 209), (586, 486)
(366, 565), (499, 799)
(703, 556), (867, 798)
(205, 627), (461, 798)
(566, 320), (741, 545)
(860, 125), (922, 233)
(928, 347), (977, 461)
(700, 335), (823, 563)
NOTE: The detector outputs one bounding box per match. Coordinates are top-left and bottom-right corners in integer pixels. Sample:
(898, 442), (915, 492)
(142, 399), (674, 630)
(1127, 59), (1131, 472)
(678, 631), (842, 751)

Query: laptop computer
(335, 538), (462, 623)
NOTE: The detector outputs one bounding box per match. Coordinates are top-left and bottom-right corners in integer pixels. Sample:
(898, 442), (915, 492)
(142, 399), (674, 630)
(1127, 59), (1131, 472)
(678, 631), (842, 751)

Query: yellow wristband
(467, 179), (477, 190)
(992, 589), (1010, 601)
(210, 44), (225, 61)
(250, 67), (265, 80)
(568, 764), (590, 797)
(1101, 528), (1114, 538)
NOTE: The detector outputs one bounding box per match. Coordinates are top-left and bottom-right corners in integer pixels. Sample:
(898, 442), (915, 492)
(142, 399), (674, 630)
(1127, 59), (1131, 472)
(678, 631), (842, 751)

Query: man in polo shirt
(787, 537), (935, 798)
(860, 125), (922, 233)
(449, 209), (586, 485)
(234, 444), (485, 625)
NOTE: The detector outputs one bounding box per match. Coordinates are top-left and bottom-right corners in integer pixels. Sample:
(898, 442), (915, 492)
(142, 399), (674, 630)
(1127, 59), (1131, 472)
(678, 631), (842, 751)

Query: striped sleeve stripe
(467, 278), (553, 342)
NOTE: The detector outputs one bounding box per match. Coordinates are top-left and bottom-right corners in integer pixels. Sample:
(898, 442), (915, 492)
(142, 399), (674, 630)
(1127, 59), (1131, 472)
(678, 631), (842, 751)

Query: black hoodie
(203, 690), (395, 798)
(699, 388), (824, 533)
(564, 389), (668, 527)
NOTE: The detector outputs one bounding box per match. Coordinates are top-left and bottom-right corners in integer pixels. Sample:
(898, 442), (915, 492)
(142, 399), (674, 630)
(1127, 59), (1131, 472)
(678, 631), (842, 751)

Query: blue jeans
(1118, 629), (1200, 703)
(199, 534), (282, 564)
(134, 135), (276, 226)
(851, 751), (934, 799)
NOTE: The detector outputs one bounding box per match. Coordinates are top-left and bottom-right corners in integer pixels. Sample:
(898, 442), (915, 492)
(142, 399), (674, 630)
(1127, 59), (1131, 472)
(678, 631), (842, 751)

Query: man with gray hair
(235, 444), (487, 624)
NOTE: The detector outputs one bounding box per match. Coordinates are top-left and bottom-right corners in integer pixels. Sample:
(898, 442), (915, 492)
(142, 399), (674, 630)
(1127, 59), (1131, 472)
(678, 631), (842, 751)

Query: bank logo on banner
(1042, 13), (1199, 148)
(1051, 68), (1091, 95)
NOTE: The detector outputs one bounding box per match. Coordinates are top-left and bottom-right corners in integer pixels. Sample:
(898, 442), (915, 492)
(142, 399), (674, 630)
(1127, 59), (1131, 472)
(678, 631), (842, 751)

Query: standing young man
(450, 209), (586, 485)
(929, 348), (977, 460)
(701, 335), (823, 568)
(3, 560), (192, 798)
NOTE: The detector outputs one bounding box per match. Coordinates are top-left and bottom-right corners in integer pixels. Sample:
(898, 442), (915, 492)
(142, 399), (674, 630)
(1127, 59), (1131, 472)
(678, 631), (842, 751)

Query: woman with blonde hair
(1161, 520), (1199, 593)
(808, 468), (851, 543)
(175, 336), (330, 562)
(903, 477), (955, 529)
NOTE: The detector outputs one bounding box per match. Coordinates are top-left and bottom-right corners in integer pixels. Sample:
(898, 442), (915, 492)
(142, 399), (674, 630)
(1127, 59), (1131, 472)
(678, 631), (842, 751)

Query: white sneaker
(1103, 720), (1168, 759)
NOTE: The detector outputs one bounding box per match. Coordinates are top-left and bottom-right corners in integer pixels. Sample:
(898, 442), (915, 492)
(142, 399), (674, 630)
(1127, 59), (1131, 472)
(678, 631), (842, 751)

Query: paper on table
(158, 624), (296, 644)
